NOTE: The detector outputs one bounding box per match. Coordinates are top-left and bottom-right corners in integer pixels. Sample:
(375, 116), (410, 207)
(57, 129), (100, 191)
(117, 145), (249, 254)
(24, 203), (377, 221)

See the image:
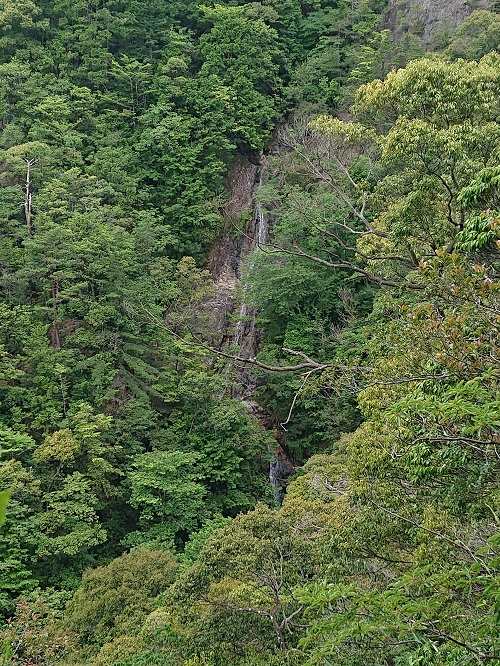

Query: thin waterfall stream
(232, 169), (267, 352)
(207, 153), (295, 501)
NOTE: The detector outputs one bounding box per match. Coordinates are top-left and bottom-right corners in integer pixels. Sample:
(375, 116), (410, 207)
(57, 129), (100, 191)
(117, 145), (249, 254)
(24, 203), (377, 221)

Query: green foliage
(165, 500), (336, 657)
(127, 450), (206, 547)
(1, 2), (500, 666)
(442, 10), (500, 61)
(0, 490), (9, 527)
(197, 4), (281, 150)
(181, 515), (233, 564)
(63, 548), (178, 648)
(0, 597), (76, 666)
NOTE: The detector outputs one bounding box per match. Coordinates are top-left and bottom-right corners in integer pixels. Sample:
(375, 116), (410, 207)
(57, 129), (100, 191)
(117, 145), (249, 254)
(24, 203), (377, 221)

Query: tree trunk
(24, 158), (36, 235)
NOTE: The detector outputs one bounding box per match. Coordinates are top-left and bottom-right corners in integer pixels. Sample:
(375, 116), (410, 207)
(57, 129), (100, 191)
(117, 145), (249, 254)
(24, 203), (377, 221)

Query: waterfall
(230, 162), (295, 501)
(257, 202), (267, 246)
(230, 165), (267, 359)
(245, 400), (295, 504)
(207, 152), (295, 502)
(232, 302), (247, 347)
(255, 170), (268, 247)
(269, 449), (294, 504)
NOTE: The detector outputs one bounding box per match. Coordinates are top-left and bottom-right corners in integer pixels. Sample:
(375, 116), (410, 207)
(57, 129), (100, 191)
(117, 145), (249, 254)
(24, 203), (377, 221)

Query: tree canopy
(0, 1), (499, 665)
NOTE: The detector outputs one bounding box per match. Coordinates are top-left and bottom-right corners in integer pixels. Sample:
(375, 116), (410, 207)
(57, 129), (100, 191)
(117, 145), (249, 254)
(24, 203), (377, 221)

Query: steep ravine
(207, 152), (296, 501)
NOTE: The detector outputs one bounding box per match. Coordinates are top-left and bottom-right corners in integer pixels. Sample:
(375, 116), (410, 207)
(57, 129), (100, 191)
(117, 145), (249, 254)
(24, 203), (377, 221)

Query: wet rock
(269, 445), (296, 504)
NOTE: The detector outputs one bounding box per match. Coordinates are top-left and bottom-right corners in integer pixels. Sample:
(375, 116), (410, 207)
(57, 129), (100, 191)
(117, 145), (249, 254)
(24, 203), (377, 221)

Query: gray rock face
(386, 0), (497, 46)
(269, 448), (296, 504)
(205, 154), (259, 345)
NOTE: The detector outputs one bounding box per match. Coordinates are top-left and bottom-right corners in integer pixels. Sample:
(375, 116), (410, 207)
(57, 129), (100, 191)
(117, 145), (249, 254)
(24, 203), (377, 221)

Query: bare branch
(411, 435), (499, 456)
(367, 496), (488, 567)
(423, 625), (498, 661)
(280, 370), (314, 431)
(259, 243), (425, 290)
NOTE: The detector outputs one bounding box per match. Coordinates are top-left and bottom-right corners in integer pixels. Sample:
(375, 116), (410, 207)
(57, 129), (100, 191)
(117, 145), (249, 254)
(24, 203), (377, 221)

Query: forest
(0, 0), (499, 664)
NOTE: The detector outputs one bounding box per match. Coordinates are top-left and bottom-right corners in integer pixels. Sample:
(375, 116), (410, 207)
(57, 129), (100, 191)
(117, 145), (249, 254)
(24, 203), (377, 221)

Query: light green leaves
(0, 489), (10, 527)
(128, 450), (206, 545)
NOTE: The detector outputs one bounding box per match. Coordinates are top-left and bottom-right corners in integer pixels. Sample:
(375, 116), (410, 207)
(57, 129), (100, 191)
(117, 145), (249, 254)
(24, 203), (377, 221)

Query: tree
(0, 0), (48, 60)
(223, 53), (500, 666)
(196, 4), (282, 152)
(63, 547), (178, 649)
(0, 458), (40, 615)
(168, 500), (338, 657)
(254, 54), (500, 297)
(127, 450), (206, 546)
(0, 597), (76, 666)
(443, 10), (500, 61)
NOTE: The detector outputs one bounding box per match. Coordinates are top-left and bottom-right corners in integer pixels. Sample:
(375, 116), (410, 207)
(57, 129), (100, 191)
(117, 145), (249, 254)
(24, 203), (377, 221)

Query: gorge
(0, 1), (499, 665)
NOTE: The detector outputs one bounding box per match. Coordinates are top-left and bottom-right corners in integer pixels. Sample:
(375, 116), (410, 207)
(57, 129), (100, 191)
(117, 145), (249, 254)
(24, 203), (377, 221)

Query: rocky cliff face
(206, 153), (296, 500)
(386, 0), (497, 46)
(206, 154), (259, 346)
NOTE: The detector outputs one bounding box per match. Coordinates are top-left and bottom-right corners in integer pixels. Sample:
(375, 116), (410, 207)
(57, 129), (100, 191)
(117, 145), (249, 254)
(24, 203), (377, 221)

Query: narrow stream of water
(232, 168), (268, 350)
(209, 153), (295, 501)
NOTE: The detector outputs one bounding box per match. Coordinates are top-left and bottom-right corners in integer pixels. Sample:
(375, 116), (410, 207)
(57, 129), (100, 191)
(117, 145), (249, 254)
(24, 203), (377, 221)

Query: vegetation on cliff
(0, 1), (499, 665)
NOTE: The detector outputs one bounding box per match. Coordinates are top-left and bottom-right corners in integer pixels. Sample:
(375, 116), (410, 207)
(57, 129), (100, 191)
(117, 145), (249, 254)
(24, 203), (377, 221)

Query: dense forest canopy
(0, 0), (499, 665)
